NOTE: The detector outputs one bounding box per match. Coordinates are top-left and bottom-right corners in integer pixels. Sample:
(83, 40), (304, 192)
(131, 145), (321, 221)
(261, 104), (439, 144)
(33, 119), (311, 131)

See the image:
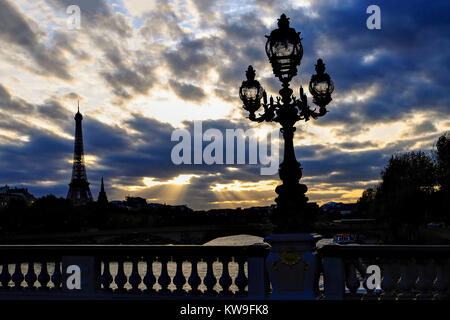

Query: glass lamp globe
(239, 65), (264, 113)
(265, 14), (303, 83)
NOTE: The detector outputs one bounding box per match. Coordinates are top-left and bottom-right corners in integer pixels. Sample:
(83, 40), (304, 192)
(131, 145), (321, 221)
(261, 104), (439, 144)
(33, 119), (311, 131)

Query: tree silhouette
(436, 133), (450, 192)
(375, 151), (436, 242)
(377, 151), (436, 222)
(356, 188), (376, 217)
(435, 133), (450, 222)
(355, 133), (450, 242)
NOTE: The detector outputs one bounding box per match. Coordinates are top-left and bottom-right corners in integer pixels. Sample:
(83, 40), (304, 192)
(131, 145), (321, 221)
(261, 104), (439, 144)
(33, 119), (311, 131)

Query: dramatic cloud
(169, 80), (206, 102)
(0, 1), (72, 79)
(0, 84), (34, 114)
(0, 0), (449, 209)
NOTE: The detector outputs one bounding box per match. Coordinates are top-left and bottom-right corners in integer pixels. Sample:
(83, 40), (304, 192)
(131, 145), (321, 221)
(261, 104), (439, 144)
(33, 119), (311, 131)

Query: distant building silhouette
(320, 202), (357, 216)
(0, 185), (36, 207)
(110, 200), (127, 208)
(125, 196), (147, 210)
(67, 102), (93, 205)
(97, 177), (108, 205)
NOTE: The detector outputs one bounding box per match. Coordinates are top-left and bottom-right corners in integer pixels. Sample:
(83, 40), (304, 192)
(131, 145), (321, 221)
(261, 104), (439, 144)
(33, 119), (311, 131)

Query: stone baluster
(416, 259), (435, 299)
(380, 259), (398, 300)
(158, 257), (171, 294)
(248, 251), (269, 299)
(12, 263), (24, 289)
(101, 260), (113, 291)
(397, 259), (417, 299)
(322, 257), (345, 300)
(234, 257), (248, 296)
(264, 267), (271, 297)
(24, 262), (37, 289)
(433, 258), (449, 300)
(143, 259), (156, 293)
(188, 259), (201, 295)
(38, 262), (50, 290)
(129, 259), (142, 293)
(0, 264), (11, 289)
(219, 256), (232, 295)
(344, 260), (360, 299)
(114, 260), (128, 292)
(360, 259), (377, 300)
(173, 257), (186, 295)
(51, 261), (62, 289)
(361, 276), (375, 299)
(203, 257), (217, 295)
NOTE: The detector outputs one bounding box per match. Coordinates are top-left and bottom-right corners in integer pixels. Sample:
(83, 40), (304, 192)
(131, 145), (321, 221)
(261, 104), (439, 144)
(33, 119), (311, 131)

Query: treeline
(0, 196), (271, 235)
(356, 133), (450, 241)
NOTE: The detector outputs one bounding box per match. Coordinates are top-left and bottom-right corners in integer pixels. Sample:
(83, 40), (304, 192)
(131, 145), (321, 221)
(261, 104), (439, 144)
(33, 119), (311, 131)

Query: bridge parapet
(2, 243), (450, 300)
(319, 244), (450, 300)
(0, 244), (270, 299)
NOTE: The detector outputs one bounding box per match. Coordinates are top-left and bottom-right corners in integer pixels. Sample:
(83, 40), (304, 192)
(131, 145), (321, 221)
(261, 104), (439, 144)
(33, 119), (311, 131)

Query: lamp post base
(264, 233), (322, 300)
(272, 184), (316, 233)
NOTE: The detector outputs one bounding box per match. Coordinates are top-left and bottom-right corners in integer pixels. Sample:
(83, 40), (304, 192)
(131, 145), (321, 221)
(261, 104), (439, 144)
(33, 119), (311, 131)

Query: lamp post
(239, 13), (334, 299)
(239, 14), (334, 233)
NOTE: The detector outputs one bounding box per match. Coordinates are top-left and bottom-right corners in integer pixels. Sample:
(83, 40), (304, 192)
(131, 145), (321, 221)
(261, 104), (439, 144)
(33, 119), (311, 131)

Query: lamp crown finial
(315, 59), (326, 74)
(246, 65), (256, 81)
(278, 13), (290, 29)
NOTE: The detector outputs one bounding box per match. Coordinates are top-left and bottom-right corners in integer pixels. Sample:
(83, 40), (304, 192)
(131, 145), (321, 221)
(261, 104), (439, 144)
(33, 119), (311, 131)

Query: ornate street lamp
(265, 13), (303, 83)
(239, 14), (334, 233)
(239, 66), (264, 116)
(309, 58), (334, 109)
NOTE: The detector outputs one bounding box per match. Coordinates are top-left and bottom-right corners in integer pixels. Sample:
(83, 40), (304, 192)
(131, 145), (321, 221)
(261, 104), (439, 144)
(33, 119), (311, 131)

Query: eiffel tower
(67, 101), (93, 205)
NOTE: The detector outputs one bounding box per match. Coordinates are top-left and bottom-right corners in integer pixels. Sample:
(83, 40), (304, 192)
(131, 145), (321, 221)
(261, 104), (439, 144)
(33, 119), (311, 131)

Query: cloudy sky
(0, 0), (449, 210)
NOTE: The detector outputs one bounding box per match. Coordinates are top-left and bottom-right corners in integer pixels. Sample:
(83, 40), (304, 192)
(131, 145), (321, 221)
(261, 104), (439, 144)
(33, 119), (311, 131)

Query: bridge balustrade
(2, 243), (450, 300)
(0, 244), (270, 299)
(319, 244), (450, 300)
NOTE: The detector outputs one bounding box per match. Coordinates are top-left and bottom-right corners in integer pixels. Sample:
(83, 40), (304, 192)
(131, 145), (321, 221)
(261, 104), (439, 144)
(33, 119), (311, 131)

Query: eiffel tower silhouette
(67, 101), (93, 205)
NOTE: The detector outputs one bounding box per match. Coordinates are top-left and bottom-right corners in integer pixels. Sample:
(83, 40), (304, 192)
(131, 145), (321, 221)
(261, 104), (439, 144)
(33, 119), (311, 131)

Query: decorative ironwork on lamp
(239, 14), (334, 233)
(265, 14), (303, 83)
(239, 65), (264, 116)
(309, 58), (334, 109)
